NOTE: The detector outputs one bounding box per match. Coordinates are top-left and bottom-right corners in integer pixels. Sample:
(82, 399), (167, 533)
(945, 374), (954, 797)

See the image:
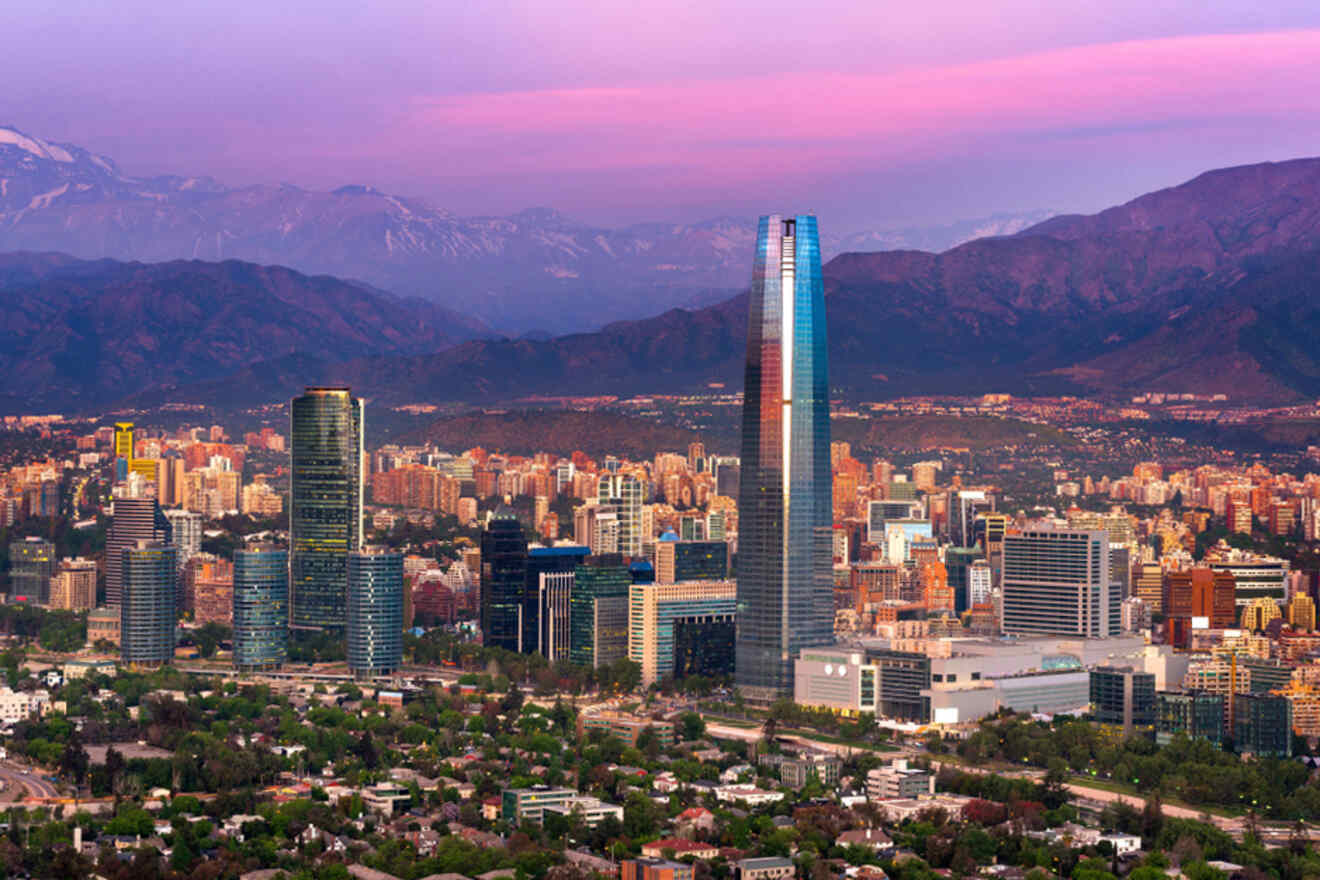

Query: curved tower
(735, 214), (832, 702)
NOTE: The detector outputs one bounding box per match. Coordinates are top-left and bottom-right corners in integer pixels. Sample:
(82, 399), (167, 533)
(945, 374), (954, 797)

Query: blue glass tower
(347, 550), (403, 678)
(234, 546), (289, 671)
(735, 214), (833, 702)
(121, 542), (178, 667)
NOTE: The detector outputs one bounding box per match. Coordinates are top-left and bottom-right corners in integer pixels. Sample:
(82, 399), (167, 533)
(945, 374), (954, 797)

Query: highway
(0, 762), (59, 801)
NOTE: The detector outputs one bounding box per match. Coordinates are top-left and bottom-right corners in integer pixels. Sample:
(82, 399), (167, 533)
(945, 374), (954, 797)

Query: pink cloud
(398, 30), (1320, 179)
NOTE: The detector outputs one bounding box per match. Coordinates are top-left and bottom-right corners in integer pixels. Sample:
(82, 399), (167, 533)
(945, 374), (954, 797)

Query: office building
(1206, 551), (1288, 611)
(1090, 666), (1156, 739)
(50, 558), (97, 611)
(1133, 562), (1163, 613)
(655, 535), (728, 584)
(289, 387), (363, 631)
(866, 760), (935, 799)
(527, 545), (589, 658)
(113, 421), (134, 462)
(570, 555), (631, 668)
(868, 649), (933, 722)
(1163, 567), (1236, 648)
(948, 490), (993, 548)
(163, 509), (203, 571)
(736, 214), (832, 702)
(597, 474), (643, 557)
(481, 508), (527, 651)
(233, 546), (288, 671)
(578, 711), (676, 748)
(106, 497), (172, 607)
(630, 580), (736, 686)
(1288, 593), (1316, 631)
(794, 650), (878, 716)
(1155, 690), (1225, 745)
(1002, 528), (1118, 637)
(347, 549), (403, 678)
(867, 500), (922, 545)
(120, 542), (177, 667)
(1234, 693), (1292, 756)
(501, 786), (579, 823)
(944, 547), (983, 615)
(7, 537), (54, 604)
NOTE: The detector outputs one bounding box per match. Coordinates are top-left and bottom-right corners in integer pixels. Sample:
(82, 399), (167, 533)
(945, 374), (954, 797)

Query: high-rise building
(1133, 562), (1163, 613)
(948, 490), (993, 548)
(1002, 528), (1118, 637)
(113, 422), (134, 461)
(630, 580), (736, 687)
(480, 508), (528, 651)
(163, 509), (203, 572)
(655, 535), (728, 584)
(571, 555), (631, 668)
(1090, 666), (1156, 739)
(1155, 690), (1225, 745)
(944, 547), (983, 614)
(7, 537), (55, 604)
(233, 546), (288, 671)
(597, 474), (642, 557)
(289, 387), (363, 631)
(106, 497), (172, 606)
(735, 214), (832, 702)
(120, 542), (177, 667)
(527, 545), (589, 659)
(1163, 567), (1236, 648)
(347, 549), (403, 678)
(50, 558), (97, 611)
(1289, 593), (1316, 632)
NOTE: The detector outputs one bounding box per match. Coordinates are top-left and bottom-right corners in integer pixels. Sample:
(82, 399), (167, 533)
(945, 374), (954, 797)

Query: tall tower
(233, 545), (289, 671)
(735, 214), (832, 702)
(597, 473), (642, 557)
(347, 548), (403, 678)
(480, 507), (528, 651)
(106, 496), (173, 606)
(120, 541), (177, 668)
(289, 387), (363, 631)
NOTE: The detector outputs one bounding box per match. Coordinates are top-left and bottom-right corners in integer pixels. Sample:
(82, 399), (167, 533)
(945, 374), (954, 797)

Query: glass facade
(597, 474), (643, 556)
(736, 214), (833, 702)
(233, 547), (288, 671)
(571, 556), (630, 668)
(673, 618), (735, 680)
(526, 545), (589, 655)
(289, 387), (363, 631)
(121, 543), (177, 667)
(481, 509), (527, 651)
(106, 497), (172, 606)
(347, 551), (403, 677)
(8, 538), (55, 605)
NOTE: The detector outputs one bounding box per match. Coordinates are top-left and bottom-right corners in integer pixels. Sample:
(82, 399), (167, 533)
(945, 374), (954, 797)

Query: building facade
(630, 580), (736, 686)
(736, 214), (833, 702)
(106, 497), (172, 606)
(120, 542), (177, 667)
(346, 549), (403, 678)
(7, 537), (54, 604)
(570, 555), (631, 668)
(1002, 529), (1118, 637)
(289, 387), (363, 631)
(233, 546), (288, 671)
(481, 508), (527, 652)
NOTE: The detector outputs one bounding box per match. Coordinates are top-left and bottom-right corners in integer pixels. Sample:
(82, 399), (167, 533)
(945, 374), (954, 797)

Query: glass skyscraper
(735, 214), (833, 702)
(346, 549), (403, 677)
(480, 507), (527, 651)
(289, 387), (363, 631)
(121, 541), (177, 667)
(106, 496), (172, 606)
(233, 546), (288, 671)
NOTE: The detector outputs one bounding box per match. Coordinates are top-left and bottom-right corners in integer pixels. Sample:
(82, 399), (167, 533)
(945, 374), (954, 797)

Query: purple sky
(8, 1), (1320, 231)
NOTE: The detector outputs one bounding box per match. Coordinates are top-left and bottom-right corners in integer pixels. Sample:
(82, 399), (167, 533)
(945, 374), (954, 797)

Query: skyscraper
(120, 541), (177, 667)
(289, 387), (363, 631)
(1002, 528), (1118, 637)
(735, 214), (832, 702)
(481, 507), (528, 651)
(346, 549), (403, 678)
(7, 537), (55, 604)
(106, 496), (172, 606)
(597, 474), (642, 557)
(233, 546), (288, 671)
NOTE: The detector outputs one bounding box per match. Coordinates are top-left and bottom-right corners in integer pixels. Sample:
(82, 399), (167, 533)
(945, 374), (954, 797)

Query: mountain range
(0, 126), (1047, 336)
(5, 135), (1320, 411)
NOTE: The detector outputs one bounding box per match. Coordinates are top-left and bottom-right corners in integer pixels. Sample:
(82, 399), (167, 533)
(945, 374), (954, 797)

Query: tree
(58, 737), (88, 786)
(191, 622), (232, 659)
(679, 711), (705, 742)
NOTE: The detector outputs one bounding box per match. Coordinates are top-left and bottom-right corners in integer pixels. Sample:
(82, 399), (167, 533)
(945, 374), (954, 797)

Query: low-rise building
(714, 785), (784, 806)
(642, 839), (720, 860)
(736, 858), (795, 880)
(577, 711), (675, 749)
(622, 859), (693, 880)
(866, 760), (934, 801)
(501, 786), (577, 823)
(540, 795), (624, 827)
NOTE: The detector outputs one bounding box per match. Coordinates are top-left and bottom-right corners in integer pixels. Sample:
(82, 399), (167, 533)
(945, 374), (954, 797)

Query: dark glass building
(8, 537), (55, 605)
(571, 555), (631, 668)
(1155, 690), (1225, 745)
(673, 618), (735, 680)
(480, 508), (527, 651)
(106, 496), (172, 606)
(289, 387), (363, 631)
(121, 541), (177, 667)
(735, 214), (833, 703)
(233, 546), (288, 671)
(527, 545), (589, 658)
(347, 549), (403, 677)
(865, 648), (932, 722)
(1090, 666), (1156, 738)
(944, 546), (983, 615)
(1233, 692), (1292, 756)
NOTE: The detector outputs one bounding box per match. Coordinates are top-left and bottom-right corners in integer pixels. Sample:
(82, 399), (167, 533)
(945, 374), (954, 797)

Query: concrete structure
(1002, 528), (1119, 637)
(866, 760), (935, 800)
(49, 558), (97, 611)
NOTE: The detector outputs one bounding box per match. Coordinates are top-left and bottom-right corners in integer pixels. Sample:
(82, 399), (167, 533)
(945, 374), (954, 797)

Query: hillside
(409, 410), (707, 459)
(0, 254), (485, 412)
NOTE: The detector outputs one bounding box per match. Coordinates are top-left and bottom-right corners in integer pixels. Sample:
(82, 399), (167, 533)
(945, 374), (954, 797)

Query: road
(0, 763), (58, 801)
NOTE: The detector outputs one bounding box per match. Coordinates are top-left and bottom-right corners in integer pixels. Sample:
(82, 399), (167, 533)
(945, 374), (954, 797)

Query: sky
(7, 0), (1320, 232)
